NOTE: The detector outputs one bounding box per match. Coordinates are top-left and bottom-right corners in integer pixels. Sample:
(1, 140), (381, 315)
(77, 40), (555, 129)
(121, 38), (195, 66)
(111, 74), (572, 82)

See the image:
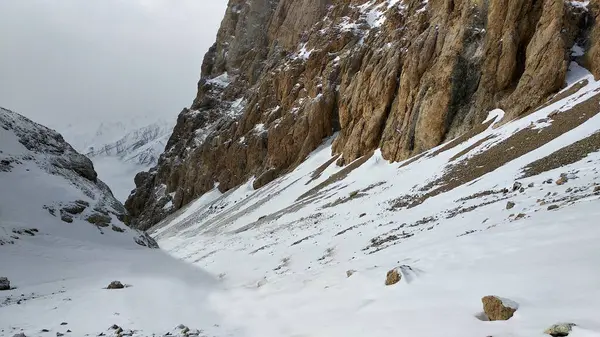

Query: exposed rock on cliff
(126, 0), (598, 229)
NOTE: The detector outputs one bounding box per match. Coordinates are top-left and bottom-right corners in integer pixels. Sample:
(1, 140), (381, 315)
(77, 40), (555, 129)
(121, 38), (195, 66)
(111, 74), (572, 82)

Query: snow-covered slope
(148, 64), (600, 337)
(0, 108), (232, 337)
(0, 107), (157, 249)
(81, 121), (174, 202)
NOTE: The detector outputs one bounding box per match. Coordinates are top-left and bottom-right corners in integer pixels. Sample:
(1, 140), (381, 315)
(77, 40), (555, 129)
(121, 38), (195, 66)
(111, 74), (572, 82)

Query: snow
(3, 64), (600, 336)
(482, 108), (505, 126)
(206, 72), (231, 88)
(253, 123), (267, 135)
(148, 68), (600, 337)
(0, 241), (228, 337)
(296, 43), (314, 61)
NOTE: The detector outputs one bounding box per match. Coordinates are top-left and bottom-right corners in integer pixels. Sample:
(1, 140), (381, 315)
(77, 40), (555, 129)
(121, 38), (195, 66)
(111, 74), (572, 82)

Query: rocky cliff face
(126, 0), (598, 229)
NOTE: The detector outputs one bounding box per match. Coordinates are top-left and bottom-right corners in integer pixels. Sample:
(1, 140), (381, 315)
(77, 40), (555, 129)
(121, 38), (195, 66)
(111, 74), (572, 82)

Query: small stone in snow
(547, 204), (559, 210)
(56, 333), (64, 337)
(544, 323), (576, 336)
(60, 322), (67, 326)
(359, 213), (366, 218)
(0, 277), (10, 291)
(41, 329), (50, 333)
(556, 175), (568, 185)
(106, 281), (124, 289)
(12, 333), (26, 337)
(512, 181), (522, 191)
(506, 201), (515, 210)
(385, 268), (401, 286)
(176, 324), (186, 330)
(346, 270), (356, 278)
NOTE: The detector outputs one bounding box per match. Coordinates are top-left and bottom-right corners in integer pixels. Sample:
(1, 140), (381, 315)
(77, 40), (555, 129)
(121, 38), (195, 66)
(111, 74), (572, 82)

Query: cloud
(0, 0), (227, 139)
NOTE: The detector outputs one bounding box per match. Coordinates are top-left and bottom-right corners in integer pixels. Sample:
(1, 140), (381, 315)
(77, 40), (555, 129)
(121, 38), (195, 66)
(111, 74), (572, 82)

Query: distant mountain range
(64, 119), (175, 202)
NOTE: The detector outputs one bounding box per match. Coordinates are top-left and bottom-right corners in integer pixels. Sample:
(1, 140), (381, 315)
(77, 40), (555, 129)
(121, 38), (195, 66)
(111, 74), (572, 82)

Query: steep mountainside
(0, 107), (157, 248)
(150, 66), (600, 337)
(126, 0), (600, 229)
(84, 121), (174, 201)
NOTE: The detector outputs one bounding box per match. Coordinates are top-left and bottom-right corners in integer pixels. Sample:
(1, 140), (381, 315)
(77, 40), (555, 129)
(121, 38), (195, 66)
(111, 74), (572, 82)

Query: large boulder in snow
(0, 276), (10, 290)
(482, 296), (518, 321)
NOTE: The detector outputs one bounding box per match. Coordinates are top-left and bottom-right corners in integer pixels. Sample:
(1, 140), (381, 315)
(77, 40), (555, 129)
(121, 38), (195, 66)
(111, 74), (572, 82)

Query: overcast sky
(0, 0), (227, 137)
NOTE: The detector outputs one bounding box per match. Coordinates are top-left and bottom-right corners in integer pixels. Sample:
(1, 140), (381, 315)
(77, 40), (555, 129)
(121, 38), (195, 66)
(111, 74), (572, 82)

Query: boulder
(544, 323), (576, 336)
(106, 281), (124, 289)
(512, 181), (523, 191)
(0, 277), (10, 290)
(481, 296), (518, 321)
(556, 174), (568, 185)
(385, 268), (401, 286)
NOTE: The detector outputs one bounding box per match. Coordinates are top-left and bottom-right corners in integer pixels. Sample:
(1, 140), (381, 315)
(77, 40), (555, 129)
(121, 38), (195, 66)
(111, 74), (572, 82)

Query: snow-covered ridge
(85, 121), (174, 167)
(0, 106), (157, 249)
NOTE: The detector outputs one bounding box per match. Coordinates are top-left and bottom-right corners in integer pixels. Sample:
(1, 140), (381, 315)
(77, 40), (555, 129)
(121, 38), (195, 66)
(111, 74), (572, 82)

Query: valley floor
(0, 237), (231, 337)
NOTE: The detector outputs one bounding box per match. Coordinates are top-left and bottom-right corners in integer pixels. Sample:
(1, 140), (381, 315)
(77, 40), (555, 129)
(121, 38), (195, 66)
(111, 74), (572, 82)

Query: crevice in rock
(376, 68), (402, 149)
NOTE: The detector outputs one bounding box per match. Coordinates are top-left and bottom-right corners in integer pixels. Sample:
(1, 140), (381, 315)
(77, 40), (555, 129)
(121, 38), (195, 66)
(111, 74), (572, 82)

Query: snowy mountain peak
(76, 120), (175, 202)
(85, 120), (173, 166)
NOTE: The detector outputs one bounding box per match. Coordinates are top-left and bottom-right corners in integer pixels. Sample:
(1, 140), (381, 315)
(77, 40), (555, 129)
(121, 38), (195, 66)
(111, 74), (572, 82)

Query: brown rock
(482, 296), (518, 321)
(385, 268), (401, 286)
(556, 176), (568, 185)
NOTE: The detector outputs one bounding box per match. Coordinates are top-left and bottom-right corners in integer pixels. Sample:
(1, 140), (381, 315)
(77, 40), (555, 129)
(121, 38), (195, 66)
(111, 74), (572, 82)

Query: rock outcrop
(126, 0), (599, 229)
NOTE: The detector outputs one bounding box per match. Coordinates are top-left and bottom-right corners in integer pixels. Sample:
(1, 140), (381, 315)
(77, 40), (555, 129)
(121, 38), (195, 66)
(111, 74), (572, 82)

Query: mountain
(83, 121), (175, 202)
(85, 121), (174, 167)
(125, 0), (600, 230)
(0, 107), (158, 248)
(0, 107), (230, 337)
(149, 63), (600, 337)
